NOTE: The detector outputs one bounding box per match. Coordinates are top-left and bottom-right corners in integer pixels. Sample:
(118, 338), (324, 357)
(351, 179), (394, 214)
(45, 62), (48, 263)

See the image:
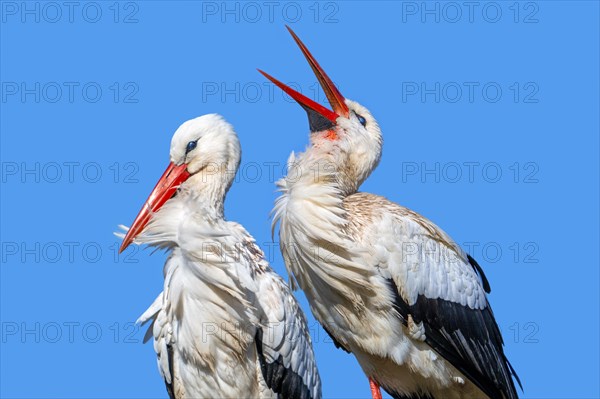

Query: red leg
(369, 377), (383, 399)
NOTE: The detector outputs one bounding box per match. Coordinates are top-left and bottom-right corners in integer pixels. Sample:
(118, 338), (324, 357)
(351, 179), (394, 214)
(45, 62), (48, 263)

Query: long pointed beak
(258, 69), (339, 132)
(119, 162), (190, 253)
(259, 26), (349, 131)
(285, 26), (349, 118)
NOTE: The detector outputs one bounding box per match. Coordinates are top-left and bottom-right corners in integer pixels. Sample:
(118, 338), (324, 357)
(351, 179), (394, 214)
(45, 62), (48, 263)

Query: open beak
(258, 26), (349, 132)
(119, 162), (190, 253)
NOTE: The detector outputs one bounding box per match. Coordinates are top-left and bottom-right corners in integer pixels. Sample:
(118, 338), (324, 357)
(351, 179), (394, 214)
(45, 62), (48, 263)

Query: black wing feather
(256, 328), (314, 399)
(164, 344), (175, 399)
(387, 277), (521, 399)
(468, 254), (491, 294)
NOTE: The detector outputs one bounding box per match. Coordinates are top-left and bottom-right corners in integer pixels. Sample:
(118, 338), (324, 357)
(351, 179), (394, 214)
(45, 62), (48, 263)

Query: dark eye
(356, 113), (367, 127)
(185, 140), (197, 154)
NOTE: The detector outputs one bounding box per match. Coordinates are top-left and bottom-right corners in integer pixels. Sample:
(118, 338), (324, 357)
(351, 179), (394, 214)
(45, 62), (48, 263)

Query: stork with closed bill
(118, 114), (321, 399)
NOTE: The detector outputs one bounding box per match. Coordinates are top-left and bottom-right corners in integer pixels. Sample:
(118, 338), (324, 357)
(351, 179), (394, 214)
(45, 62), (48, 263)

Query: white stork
(259, 28), (522, 399)
(117, 114), (321, 399)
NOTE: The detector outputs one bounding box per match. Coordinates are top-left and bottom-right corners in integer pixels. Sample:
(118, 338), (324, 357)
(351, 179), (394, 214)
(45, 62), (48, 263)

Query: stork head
(259, 27), (382, 193)
(169, 114), (241, 178)
(119, 114), (240, 253)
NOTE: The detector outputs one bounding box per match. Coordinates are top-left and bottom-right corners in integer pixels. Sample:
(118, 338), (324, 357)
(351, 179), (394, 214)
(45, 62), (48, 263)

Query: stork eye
(185, 140), (197, 154)
(356, 114), (367, 127)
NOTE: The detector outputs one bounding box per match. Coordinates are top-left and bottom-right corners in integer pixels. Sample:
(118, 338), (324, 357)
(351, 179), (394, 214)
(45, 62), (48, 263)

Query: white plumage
(262, 28), (521, 399)
(118, 114), (321, 399)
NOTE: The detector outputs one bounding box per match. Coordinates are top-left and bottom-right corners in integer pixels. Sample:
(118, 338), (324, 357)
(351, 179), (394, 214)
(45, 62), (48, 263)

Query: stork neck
(288, 150), (359, 198)
(180, 169), (234, 218)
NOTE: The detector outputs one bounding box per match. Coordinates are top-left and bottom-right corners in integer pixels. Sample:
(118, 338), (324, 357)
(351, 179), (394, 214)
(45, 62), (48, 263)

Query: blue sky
(1, 1), (599, 398)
